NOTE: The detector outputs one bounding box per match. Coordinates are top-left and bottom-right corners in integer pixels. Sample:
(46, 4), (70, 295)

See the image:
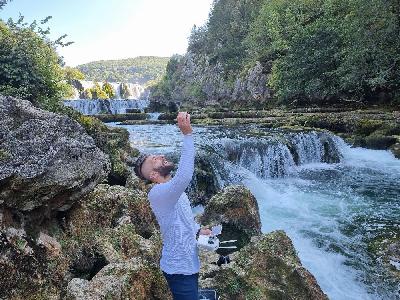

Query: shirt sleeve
(193, 220), (201, 233)
(148, 134), (195, 213)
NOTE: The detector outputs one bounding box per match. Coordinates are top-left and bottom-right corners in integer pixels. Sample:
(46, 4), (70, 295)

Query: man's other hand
(176, 112), (192, 135)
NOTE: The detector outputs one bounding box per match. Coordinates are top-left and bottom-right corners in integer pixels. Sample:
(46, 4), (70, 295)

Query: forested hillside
(77, 56), (170, 86)
(151, 0), (400, 108)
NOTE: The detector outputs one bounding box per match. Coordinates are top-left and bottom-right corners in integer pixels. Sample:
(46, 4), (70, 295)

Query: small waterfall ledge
(63, 99), (150, 115)
(202, 131), (342, 184)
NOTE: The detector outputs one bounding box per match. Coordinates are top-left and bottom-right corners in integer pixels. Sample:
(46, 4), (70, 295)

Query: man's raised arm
(148, 113), (194, 212)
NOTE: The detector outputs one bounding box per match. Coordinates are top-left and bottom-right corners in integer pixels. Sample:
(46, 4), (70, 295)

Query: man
(134, 111), (211, 300)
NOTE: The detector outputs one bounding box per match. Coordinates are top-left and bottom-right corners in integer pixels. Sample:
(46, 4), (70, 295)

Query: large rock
(0, 227), (70, 299)
(0, 96), (110, 215)
(199, 185), (262, 253)
(60, 185), (168, 299)
(368, 233), (400, 280)
(62, 184), (161, 275)
(66, 184), (158, 239)
(200, 231), (328, 300)
(72, 113), (140, 185)
(66, 258), (171, 300)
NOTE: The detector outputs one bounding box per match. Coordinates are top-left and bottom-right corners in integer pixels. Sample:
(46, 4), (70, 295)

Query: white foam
(242, 171), (375, 300)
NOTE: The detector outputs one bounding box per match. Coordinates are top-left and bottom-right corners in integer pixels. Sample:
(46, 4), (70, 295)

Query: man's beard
(154, 163), (175, 177)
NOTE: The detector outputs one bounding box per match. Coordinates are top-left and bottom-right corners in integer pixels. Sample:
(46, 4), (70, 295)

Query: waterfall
(119, 83), (145, 99)
(66, 80), (145, 100)
(147, 112), (161, 120)
(63, 99), (150, 115)
(203, 131), (343, 182)
(110, 82), (122, 99)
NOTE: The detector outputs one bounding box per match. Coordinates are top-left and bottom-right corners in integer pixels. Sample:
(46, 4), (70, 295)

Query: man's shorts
(162, 271), (199, 300)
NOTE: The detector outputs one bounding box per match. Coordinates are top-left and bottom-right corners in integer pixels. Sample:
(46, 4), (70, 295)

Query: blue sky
(0, 0), (213, 66)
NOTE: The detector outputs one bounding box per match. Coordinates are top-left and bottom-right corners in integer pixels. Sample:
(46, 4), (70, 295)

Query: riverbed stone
(368, 233), (400, 280)
(0, 96), (111, 216)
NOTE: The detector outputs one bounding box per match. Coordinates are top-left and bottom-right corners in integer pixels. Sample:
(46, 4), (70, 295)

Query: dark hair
(133, 154), (150, 180)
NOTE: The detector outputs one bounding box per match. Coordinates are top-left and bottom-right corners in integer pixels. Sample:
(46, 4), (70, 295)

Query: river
(107, 122), (399, 300)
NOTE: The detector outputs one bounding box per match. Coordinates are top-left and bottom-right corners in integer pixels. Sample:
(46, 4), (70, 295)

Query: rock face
(0, 96), (110, 215)
(199, 185), (262, 253)
(149, 53), (272, 110)
(61, 184), (170, 299)
(200, 231), (328, 300)
(0, 226), (70, 299)
(71, 113), (140, 185)
(66, 258), (170, 300)
(66, 184), (158, 242)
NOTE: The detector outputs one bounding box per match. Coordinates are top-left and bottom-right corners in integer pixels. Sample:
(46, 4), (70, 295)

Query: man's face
(141, 154), (175, 182)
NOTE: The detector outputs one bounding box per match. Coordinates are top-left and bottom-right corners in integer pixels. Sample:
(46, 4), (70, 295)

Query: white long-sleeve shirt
(148, 133), (201, 275)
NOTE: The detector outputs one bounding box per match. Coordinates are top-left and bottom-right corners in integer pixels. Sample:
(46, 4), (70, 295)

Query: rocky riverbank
(0, 96), (331, 299)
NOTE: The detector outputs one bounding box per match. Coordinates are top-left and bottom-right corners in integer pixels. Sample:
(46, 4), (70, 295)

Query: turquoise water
(108, 122), (400, 300)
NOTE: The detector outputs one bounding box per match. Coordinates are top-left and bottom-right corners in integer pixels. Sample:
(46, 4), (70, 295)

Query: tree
(64, 67), (85, 83)
(0, 0), (11, 10)
(102, 82), (115, 99)
(0, 10), (74, 110)
(247, 0), (400, 104)
(90, 82), (108, 100)
(0, 20), (65, 107)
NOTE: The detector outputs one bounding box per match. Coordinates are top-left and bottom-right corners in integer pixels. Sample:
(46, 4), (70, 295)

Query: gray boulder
(0, 96), (110, 214)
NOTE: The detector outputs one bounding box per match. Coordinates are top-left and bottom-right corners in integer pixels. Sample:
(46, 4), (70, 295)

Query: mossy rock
(364, 134), (397, 150)
(389, 142), (400, 158)
(0, 149), (9, 161)
(76, 115), (140, 185)
(66, 258), (171, 300)
(187, 154), (221, 206)
(199, 185), (261, 254)
(355, 119), (384, 135)
(210, 231), (328, 300)
(0, 229), (70, 299)
(125, 108), (142, 113)
(367, 233), (400, 279)
(66, 184), (158, 239)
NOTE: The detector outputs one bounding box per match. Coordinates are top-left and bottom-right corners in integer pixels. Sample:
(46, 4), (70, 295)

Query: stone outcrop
(200, 231), (328, 300)
(199, 185), (262, 253)
(368, 233), (400, 280)
(66, 258), (170, 300)
(0, 96), (110, 218)
(0, 226), (70, 299)
(69, 111), (140, 185)
(149, 52), (272, 110)
(0, 183), (170, 299)
(58, 184), (168, 298)
(66, 184), (158, 241)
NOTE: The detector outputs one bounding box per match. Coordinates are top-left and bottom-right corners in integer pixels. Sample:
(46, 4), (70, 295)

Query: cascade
(63, 99), (149, 115)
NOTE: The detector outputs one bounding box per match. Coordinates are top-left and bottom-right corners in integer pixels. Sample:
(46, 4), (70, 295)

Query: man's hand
(199, 227), (212, 235)
(176, 112), (192, 135)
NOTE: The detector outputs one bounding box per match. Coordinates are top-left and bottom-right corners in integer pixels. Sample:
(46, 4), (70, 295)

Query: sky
(0, 0), (213, 66)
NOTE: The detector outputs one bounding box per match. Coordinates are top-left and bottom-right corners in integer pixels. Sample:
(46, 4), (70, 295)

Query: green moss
(0, 149), (10, 160)
(355, 119), (384, 135)
(364, 134), (397, 150)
